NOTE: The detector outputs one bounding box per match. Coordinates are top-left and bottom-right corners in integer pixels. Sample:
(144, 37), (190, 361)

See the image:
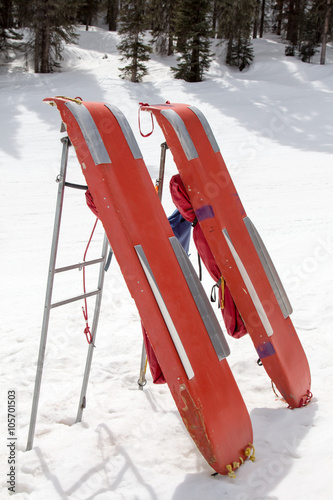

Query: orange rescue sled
(44, 96), (254, 475)
(141, 102), (311, 409)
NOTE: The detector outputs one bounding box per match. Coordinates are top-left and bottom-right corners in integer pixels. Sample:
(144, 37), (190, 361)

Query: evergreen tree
(229, 36), (254, 70)
(274, 0), (285, 35)
(296, 0), (332, 62)
(0, 0), (22, 57)
(13, 0), (31, 28)
(286, 0), (301, 45)
(77, 0), (99, 31)
(172, 0), (212, 82)
(277, 0), (332, 63)
(216, 0), (257, 69)
(298, 1), (320, 61)
(280, 0), (331, 63)
(117, 0), (152, 82)
(22, 0), (80, 73)
(212, 0), (218, 33)
(149, 0), (175, 55)
(0, 0), (13, 29)
(105, 0), (119, 31)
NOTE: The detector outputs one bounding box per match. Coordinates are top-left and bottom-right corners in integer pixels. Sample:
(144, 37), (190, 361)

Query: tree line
(0, 0), (332, 80)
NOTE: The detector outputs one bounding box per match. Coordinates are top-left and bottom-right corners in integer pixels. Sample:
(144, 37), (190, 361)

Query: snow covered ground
(1, 26), (333, 499)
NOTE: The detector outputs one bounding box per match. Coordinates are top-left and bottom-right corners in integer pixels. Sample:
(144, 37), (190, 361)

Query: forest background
(0, 0), (332, 82)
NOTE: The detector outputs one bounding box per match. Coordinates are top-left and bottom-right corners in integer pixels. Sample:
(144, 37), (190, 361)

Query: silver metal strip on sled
(169, 237), (230, 361)
(65, 101), (111, 166)
(222, 228), (274, 337)
(160, 109), (198, 161)
(104, 104), (143, 160)
(188, 106), (220, 153)
(243, 217), (293, 318)
(135, 244), (194, 380)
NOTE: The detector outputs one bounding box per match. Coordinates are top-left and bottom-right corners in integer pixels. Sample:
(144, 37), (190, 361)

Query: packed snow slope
(1, 26), (333, 499)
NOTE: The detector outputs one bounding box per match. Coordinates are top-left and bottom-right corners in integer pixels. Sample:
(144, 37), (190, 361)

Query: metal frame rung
(50, 289), (102, 309)
(55, 257), (105, 274)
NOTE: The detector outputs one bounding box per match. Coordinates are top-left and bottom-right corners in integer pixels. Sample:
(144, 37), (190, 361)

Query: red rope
(82, 217), (99, 344)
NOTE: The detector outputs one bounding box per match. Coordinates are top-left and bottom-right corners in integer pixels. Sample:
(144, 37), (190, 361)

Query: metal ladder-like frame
(26, 136), (110, 451)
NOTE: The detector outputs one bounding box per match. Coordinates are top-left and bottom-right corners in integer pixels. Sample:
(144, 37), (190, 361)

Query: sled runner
(44, 96), (254, 475)
(140, 102), (311, 409)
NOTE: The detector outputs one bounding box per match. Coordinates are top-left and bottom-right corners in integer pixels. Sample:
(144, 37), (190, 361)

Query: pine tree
(275, 0), (285, 35)
(285, 0), (332, 63)
(117, 0), (152, 82)
(23, 0), (80, 73)
(13, 0), (31, 28)
(229, 36), (254, 70)
(216, 0), (257, 70)
(280, 0), (332, 63)
(286, 0), (301, 46)
(105, 0), (119, 31)
(149, 0), (175, 56)
(77, 0), (99, 31)
(0, 0), (13, 29)
(172, 0), (212, 82)
(0, 0), (22, 57)
(298, 1), (320, 61)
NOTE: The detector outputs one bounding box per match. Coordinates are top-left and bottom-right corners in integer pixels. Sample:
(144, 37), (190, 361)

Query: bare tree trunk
(34, 28), (40, 73)
(276, 0), (284, 35)
(40, 24), (50, 73)
(190, 37), (200, 82)
(34, 0), (50, 73)
(253, 0), (261, 39)
(131, 32), (138, 82)
(2, 0), (14, 28)
(260, 0), (266, 38)
(168, 32), (173, 56)
(226, 36), (233, 66)
(320, 0), (332, 65)
(107, 0), (119, 31)
(287, 0), (300, 46)
(212, 0), (218, 34)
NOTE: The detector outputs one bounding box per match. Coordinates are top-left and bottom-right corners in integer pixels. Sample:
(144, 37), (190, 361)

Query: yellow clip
(226, 464), (236, 478)
(55, 96), (83, 104)
(245, 443), (256, 462)
(220, 276), (225, 309)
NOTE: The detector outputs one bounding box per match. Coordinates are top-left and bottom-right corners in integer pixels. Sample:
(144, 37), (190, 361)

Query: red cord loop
(82, 310), (93, 344)
(82, 217), (99, 344)
(138, 103), (154, 137)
